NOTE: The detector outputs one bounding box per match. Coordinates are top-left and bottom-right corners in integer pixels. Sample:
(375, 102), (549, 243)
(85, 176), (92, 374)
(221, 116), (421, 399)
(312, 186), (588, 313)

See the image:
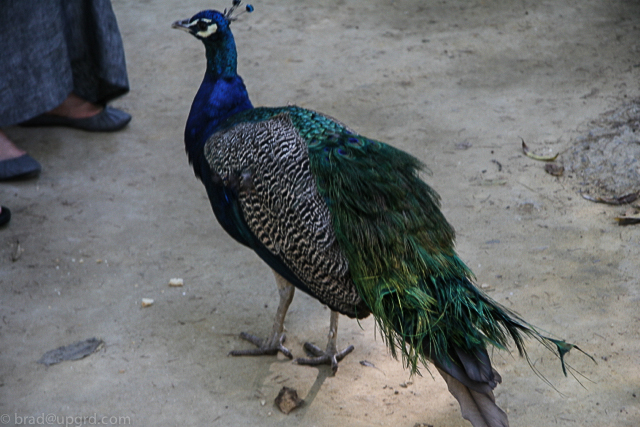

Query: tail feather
(437, 367), (509, 427)
(428, 344), (500, 392)
(304, 126), (591, 425)
(454, 346), (499, 388)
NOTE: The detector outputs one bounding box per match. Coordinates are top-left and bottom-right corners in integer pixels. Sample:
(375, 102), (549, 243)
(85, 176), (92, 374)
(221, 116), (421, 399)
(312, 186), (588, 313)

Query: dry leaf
(581, 191), (640, 205)
(614, 209), (640, 225)
(521, 138), (559, 161)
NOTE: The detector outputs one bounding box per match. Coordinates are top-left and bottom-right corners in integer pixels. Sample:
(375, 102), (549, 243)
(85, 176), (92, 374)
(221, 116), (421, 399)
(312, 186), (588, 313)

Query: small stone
(141, 298), (154, 307)
(275, 387), (304, 414)
(544, 163), (564, 176)
(169, 278), (184, 287)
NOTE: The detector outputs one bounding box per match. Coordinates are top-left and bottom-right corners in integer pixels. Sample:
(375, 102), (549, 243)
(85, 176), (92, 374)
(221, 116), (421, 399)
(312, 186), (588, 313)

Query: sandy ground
(1, 1), (640, 426)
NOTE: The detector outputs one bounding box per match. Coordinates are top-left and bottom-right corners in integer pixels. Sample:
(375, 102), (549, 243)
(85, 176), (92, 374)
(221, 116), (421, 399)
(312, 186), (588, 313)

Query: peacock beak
(171, 19), (191, 32)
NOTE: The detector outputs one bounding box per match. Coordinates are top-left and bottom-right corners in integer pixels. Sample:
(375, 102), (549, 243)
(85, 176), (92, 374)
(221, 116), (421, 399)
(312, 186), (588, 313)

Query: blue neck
(185, 39), (253, 170)
(205, 41), (238, 78)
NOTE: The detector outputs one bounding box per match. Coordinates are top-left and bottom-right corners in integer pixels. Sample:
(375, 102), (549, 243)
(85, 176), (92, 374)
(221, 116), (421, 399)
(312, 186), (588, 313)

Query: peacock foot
(295, 341), (355, 375)
(229, 332), (293, 359)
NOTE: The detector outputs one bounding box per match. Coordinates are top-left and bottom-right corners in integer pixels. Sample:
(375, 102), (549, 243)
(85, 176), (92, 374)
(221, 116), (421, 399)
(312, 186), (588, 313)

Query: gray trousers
(0, 0), (129, 127)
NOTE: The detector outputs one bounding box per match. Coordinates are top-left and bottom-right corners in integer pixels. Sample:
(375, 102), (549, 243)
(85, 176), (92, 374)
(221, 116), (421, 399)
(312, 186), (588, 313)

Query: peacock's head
(172, 1), (253, 41)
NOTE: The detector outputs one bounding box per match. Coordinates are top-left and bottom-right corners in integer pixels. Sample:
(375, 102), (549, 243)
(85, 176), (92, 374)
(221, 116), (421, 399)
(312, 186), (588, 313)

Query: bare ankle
(0, 130), (27, 161)
(48, 93), (103, 119)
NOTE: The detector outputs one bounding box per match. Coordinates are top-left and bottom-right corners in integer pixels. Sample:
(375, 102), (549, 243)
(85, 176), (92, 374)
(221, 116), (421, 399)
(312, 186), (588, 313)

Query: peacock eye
(197, 21), (208, 31)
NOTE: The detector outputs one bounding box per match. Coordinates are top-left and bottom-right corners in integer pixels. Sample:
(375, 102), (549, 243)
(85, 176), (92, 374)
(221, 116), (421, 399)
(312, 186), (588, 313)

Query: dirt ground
(2, 1), (639, 426)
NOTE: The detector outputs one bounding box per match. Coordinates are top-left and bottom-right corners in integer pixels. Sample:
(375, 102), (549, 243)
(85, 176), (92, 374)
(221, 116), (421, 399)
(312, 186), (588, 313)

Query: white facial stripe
(187, 17), (212, 27)
(187, 18), (211, 27)
(196, 23), (218, 38)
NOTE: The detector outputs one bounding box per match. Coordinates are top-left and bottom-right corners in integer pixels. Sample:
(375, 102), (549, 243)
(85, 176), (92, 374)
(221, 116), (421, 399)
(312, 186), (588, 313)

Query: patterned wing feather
(204, 112), (367, 318)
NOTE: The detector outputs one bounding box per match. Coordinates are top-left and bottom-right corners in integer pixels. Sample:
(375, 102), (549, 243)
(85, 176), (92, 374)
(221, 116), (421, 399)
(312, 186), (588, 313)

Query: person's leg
(0, 130), (26, 162)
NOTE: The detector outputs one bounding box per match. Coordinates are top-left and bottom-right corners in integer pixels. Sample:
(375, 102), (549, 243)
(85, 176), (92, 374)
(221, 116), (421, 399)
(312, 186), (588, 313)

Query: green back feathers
(286, 108), (571, 375)
(294, 113), (503, 373)
(219, 106), (584, 375)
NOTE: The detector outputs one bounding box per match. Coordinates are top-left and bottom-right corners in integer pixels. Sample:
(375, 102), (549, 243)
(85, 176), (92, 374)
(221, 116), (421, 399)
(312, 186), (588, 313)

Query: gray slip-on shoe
(20, 106), (131, 132)
(0, 154), (41, 180)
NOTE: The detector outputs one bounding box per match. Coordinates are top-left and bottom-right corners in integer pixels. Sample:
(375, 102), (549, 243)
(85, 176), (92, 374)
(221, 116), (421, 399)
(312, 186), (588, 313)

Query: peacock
(173, 3), (589, 426)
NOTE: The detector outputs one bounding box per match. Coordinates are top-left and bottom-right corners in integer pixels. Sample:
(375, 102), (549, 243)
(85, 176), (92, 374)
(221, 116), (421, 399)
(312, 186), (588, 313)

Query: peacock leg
(295, 310), (354, 374)
(229, 270), (294, 359)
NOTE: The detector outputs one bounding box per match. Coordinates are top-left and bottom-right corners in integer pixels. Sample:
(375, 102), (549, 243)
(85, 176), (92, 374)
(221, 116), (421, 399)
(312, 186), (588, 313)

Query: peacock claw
(228, 332), (293, 359)
(295, 342), (355, 375)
